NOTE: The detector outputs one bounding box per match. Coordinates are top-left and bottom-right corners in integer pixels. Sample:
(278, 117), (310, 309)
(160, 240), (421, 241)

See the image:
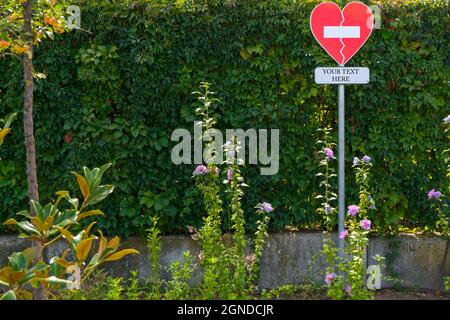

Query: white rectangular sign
(315, 67), (370, 84)
(323, 26), (360, 38)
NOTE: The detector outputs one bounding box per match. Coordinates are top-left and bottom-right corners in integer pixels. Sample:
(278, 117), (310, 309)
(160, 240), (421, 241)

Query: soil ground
(260, 286), (450, 300)
(375, 289), (449, 300)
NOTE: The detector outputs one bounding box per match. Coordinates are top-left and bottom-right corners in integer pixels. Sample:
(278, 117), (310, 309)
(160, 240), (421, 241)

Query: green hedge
(0, 0), (448, 236)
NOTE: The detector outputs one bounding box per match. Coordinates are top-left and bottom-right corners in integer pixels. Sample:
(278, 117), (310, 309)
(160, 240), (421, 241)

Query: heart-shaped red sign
(310, 2), (374, 65)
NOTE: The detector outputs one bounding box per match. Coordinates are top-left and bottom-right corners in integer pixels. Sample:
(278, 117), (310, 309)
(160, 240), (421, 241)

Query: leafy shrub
(0, 0), (448, 236)
(105, 277), (124, 300)
(165, 251), (194, 300)
(145, 216), (164, 300)
(126, 270), (144, 300)
(428, 116), (449, 292)
(0, 164), (139, 300)
(141, 84), (272, 300)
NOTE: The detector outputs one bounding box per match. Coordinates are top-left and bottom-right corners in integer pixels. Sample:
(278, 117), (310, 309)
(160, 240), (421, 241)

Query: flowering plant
(318, 141), (378, 299)
(191, 83), (272, 299)
(315, 128), (337, 231)
(429, 115), (450, 292)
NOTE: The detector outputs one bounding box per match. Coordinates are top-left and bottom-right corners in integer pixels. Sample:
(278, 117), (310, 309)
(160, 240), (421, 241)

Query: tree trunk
(22, 0), (44, 301)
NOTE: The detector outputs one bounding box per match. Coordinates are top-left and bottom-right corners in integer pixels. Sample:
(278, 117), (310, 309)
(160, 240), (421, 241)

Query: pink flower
(427, 189), (442, 200)
(339, 230), (348, 239)
(325, 273), (337, 285)
(347, 205), (360, 216)
(362, 155), (371, 163)
(193, 164), (207, 175)
(227, 169), (234, 180)
(360, 218), (371, 230)
(345, 285), (352, 295)
(261, 202), (273, 213)
(323, 147), (334, 160)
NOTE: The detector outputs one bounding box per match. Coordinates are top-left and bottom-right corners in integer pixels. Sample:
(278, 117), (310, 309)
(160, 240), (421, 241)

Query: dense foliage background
(0, 0), (448, 237)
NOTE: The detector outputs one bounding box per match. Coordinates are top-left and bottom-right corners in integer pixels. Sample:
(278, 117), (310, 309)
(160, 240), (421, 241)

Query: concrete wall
(368, 237), (449, 290)
(0, 233), (448, 290)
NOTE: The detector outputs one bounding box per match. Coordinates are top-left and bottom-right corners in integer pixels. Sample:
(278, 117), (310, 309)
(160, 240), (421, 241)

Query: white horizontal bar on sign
(314, 67), (370, 85)
(323, 26), (360, 38)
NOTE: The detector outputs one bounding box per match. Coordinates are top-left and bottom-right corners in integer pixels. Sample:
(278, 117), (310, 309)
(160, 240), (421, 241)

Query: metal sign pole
(338, 84), (345, 255)
(310, 1), (375, 259)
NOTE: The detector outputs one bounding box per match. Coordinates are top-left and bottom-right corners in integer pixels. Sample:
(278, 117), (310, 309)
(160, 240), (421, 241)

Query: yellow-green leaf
(3, 218), (17, 226)
(239, 48), (251, 60)
(107, 236), (120, 250)
(52, 249), (72, 268)
(0, 267), (13, 284)
(75, 238), (94, 262)
(43, 215), (55, 231)
(77, 210), (104, 221)
(54, 191), (70, 206)
(104, 249), (139, 262)
(33, 72), (47, 80)
(410, 41), (420, 49)
(30, 217), (45, 232)
(16, 289), (33, 300)
(84, 221), (97, 238)
(55, 227), (73, 243)
(8, 271), (26, 285)
(0, 128), (11, 141)
(22, 247), (39, 263)
(73, 173), (90, 200)
(0, 290), (16, 300)
(97, 231), (107, 255)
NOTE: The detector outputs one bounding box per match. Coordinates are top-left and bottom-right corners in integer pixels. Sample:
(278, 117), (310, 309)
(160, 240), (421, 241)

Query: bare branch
(0, 52), (22, 62)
